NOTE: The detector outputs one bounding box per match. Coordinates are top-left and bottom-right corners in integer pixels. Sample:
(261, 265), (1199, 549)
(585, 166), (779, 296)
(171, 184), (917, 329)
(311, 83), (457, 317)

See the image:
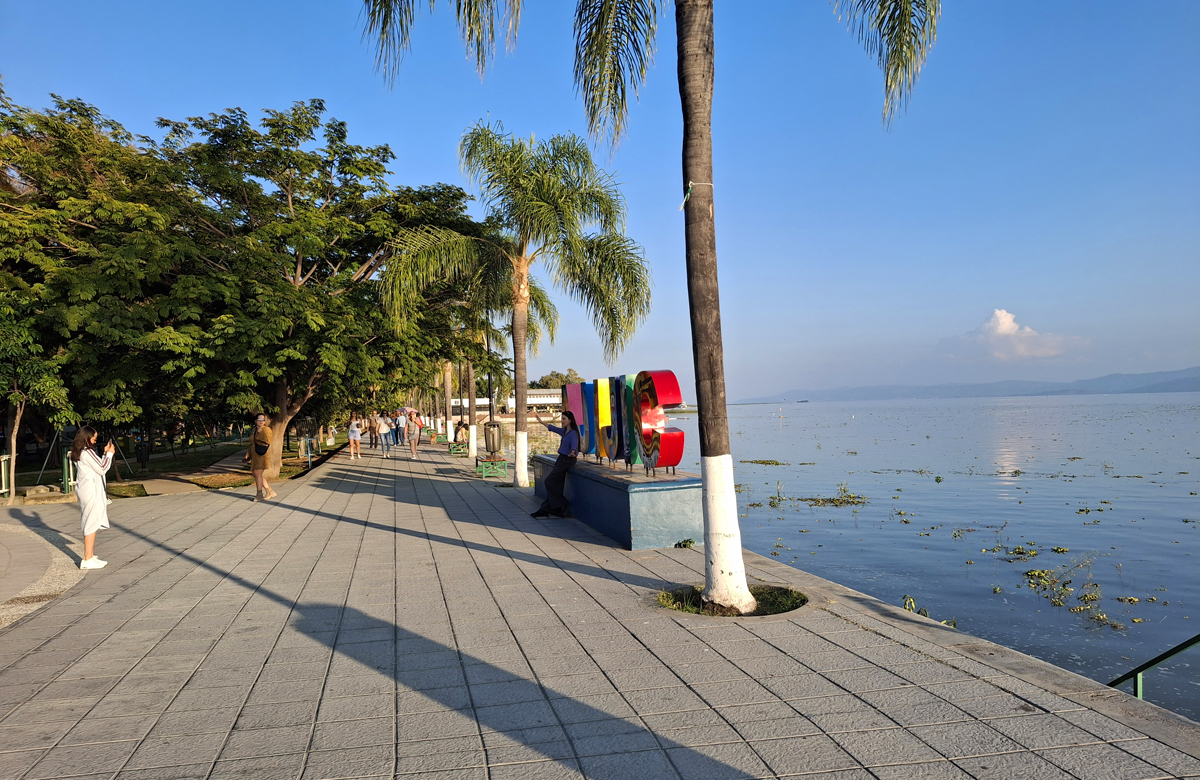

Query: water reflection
(710, 393), (1200, 720)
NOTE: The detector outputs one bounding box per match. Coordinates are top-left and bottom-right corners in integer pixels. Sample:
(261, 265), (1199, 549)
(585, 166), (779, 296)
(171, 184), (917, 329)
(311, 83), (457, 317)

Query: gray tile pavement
(0, 446), (1196, 780)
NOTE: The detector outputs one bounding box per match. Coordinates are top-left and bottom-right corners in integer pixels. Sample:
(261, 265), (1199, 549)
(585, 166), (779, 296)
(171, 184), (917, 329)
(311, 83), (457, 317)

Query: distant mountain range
(739, 366), (1200, 404)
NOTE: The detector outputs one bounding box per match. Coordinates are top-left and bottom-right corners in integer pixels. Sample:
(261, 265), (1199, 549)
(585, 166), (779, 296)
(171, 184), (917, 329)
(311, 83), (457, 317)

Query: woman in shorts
(347, 412), (362, 459)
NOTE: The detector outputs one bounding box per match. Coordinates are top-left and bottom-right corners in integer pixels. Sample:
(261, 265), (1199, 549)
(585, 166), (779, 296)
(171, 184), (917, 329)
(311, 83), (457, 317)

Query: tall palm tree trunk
(467, 361), (478, 458)
(677, 0), (756, 614)
(511, 258), (531, 486)
(443, 361), (453, 440)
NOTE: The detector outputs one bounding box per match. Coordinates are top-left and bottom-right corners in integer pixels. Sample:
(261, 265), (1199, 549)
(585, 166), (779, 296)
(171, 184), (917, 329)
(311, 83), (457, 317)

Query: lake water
(663, 393), (1200, 720)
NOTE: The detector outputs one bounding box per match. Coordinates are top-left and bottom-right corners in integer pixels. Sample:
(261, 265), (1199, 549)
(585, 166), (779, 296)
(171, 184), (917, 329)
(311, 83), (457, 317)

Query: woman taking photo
(243, 413), (276, 501)
(72, 426), (114, 570)
(531, 410), (580, 518)
(347, 412), (362, 460)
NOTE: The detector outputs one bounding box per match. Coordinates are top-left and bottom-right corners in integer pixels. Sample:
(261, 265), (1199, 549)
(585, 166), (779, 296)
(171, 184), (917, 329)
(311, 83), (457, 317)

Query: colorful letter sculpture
(633, 370), (685, 469)
(565, 383), (586, 453)
(558, 369), (683, 471)
(581, 382), (597, 455)
(594, 378), (613, 459)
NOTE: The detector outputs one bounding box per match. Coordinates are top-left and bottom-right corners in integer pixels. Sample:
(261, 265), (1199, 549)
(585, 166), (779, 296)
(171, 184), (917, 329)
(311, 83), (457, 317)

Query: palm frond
(381, 225), (504, 324)
(834, 0), (941, 124)
(361, 0), (421, 84)
(573, 0), (659, 147)
(526, 276), (559, 352)
(550, 232), (651, 363)
(361, 0), (522, 82)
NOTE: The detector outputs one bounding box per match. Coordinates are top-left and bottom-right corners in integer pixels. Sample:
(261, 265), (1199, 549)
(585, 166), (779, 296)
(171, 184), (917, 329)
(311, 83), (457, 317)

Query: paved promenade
(1, 447), (1198, 780)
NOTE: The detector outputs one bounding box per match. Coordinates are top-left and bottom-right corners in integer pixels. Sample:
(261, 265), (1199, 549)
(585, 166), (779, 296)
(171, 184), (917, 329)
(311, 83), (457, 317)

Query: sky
(3, 1), (1198, 402)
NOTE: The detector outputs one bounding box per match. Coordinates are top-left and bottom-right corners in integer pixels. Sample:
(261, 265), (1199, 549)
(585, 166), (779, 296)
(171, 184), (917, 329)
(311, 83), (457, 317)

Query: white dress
(75, 449), (112, 536)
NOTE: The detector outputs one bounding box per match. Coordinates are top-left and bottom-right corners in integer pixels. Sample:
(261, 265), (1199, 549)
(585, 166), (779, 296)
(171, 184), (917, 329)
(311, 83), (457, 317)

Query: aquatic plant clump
(1024, 560), (1124, 630)
(657, 585), (807, 617)
(797, 483), (868, 507)
(902, 595), (956, 628)
(741, 459), (789, 466)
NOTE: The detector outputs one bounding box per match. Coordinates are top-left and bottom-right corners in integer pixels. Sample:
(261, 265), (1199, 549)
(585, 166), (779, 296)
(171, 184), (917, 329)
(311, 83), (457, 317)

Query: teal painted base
(532, 454), (702, 550)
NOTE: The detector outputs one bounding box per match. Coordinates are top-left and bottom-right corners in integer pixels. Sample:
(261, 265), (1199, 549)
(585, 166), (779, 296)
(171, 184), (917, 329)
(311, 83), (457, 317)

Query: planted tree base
(657, 585), (807, 617)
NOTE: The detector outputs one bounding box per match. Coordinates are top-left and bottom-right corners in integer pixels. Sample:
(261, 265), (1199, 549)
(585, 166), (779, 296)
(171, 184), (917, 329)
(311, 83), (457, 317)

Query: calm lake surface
(666, 393), (1199, 719)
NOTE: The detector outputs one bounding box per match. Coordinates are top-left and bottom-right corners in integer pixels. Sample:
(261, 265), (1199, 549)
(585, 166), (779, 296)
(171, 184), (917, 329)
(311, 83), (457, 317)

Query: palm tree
(361, 0), (938, 611)
(383, 123), (648, 486)
(391, 245), (559, 450)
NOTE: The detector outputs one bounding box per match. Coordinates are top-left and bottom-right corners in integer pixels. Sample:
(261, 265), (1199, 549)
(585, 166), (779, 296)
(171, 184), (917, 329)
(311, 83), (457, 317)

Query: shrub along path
(0, 445), (1196, 779)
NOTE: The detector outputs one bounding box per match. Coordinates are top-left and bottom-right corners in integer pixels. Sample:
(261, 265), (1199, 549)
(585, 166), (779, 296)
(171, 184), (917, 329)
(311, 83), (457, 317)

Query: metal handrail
(1108, 631), (1200, 699)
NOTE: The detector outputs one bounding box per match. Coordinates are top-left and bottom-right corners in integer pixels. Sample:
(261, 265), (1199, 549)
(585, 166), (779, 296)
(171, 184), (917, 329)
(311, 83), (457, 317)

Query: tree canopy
(529, 369), (585, 389)
(0, 87), (514, 477)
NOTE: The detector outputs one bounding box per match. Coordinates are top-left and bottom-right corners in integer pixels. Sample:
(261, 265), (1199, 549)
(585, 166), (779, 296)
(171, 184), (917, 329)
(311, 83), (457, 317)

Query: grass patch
(740, 459), (789, 467)
(190, 473), (255, 490)
(107, 483), (148, 499)
(657, 585), (807, 617)
(188, 457), (311, 490)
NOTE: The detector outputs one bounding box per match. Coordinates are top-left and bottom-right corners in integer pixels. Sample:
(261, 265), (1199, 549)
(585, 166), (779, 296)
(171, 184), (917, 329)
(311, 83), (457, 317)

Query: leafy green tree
(0, 293), (75, 504)
(158, 101), (484, 476)
(360, 0), (939, 612)
(0, 87), (209, 445)
(384, 122), (651, 486)
(530, 369), (584, 389)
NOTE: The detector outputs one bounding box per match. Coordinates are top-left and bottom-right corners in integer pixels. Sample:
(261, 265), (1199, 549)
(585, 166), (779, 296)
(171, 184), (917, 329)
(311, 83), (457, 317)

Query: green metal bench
(448, 442), (469, 457)
(435, 433), (449, 444)
(476, 458), (508, 478)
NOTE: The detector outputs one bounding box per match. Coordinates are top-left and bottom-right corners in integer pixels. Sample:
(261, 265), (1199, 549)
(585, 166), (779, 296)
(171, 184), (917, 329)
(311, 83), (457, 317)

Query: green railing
(1108, 631), (1200, 700)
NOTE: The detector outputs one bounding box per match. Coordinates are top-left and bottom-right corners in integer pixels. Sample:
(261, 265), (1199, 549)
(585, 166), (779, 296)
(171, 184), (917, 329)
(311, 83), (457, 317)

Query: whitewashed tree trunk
(514, 430), (529, 487)
(468, 425), (478, 459)
(700, 454), (756, 612)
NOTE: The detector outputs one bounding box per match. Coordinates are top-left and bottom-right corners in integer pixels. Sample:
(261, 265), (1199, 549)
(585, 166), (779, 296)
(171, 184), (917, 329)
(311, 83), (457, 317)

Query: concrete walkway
(0, 447), (1197, 780)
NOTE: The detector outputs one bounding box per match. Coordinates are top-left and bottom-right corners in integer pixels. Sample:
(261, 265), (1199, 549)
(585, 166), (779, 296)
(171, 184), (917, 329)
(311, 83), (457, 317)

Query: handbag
(253, 438), (269, 456)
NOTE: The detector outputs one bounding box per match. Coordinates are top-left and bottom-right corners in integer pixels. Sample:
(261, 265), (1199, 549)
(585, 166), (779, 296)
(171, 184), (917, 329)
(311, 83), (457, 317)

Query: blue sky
(4, 1), (1197, 401)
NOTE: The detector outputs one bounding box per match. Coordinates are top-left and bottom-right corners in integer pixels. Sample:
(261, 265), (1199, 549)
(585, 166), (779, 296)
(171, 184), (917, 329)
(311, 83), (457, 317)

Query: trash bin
(135, 440), (151, 469)
(484, 422), (502, 455)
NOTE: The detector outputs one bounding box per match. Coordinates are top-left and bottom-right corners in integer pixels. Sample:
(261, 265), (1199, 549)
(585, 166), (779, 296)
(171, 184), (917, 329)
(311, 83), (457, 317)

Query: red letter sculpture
(633, 370), (685, 469)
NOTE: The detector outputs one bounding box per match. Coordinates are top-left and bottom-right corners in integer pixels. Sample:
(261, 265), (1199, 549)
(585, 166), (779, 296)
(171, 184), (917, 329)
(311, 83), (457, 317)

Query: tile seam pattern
(1, 447), (1197, 780)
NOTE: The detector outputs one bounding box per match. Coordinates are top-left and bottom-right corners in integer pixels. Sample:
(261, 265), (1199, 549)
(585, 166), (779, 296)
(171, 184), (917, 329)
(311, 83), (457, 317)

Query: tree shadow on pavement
(121, 527), (758, 779)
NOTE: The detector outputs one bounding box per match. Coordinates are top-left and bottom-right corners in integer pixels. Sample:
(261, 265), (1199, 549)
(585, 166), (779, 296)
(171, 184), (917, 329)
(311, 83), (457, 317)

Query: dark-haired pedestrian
(71, 426), (114, 569)
(531, 410), (579, 518)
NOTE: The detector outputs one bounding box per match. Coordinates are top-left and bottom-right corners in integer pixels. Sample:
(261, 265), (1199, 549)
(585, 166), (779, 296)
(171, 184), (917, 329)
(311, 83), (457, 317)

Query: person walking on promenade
(347, 413), (362, 459)
(243, 413), (276, 501)
(368, 412), (379, 448)
(531, 410), (579, 518)
(378, 411), (393, 459)
(393, 410), (405, 447)
(72, 426), (114, 570)
(405, 411), (422, 460)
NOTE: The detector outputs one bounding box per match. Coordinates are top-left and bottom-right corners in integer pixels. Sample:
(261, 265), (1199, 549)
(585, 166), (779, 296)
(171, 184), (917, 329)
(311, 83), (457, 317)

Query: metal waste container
(484, 422), (502, 455)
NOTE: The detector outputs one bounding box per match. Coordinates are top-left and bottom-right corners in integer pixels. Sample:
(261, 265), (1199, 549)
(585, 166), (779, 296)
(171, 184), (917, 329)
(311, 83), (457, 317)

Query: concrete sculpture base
(531, 454), (702, 550)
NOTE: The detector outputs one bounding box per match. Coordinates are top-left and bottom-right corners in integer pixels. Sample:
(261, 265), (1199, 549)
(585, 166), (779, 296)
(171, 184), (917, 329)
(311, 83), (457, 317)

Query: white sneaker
(80, 557), (107, 570)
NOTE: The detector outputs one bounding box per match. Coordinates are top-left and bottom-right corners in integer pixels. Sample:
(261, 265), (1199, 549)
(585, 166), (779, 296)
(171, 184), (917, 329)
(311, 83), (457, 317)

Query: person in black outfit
(532, 410), (580, 518)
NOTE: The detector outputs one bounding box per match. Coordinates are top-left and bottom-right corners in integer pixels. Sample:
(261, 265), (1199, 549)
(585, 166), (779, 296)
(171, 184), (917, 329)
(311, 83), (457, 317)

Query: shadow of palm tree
(228, 468), (677, 592)
(112, 527), (753, 778)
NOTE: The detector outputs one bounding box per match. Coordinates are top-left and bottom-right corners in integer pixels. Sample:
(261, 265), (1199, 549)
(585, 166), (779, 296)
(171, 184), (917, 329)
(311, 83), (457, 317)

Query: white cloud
(938, 309), (1086, 361)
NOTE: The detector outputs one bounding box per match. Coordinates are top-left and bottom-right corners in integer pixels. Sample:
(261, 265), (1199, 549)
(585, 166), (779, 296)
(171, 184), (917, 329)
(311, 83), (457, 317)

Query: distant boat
(796, 399), (809, 403)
